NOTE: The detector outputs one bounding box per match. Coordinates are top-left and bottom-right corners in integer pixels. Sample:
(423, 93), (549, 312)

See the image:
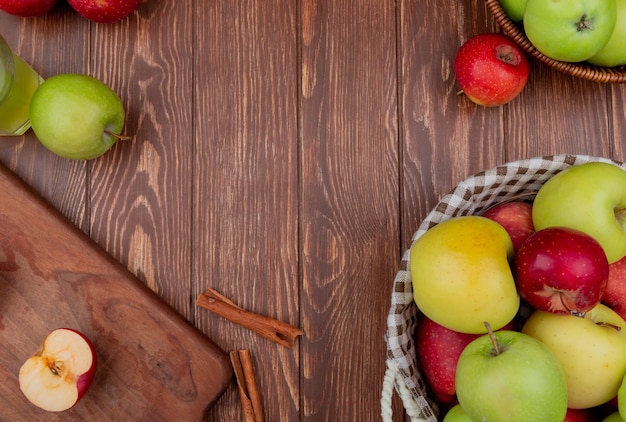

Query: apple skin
(416, 315), (515, 404)
(19, 328), (97, 412)
(523, 0), (617, 62)
(514, 226), (609, 315)
(532, 162), (626, 264)
(453, 33), (529, 107)
(499, 0), (527, 22)
(523, 304), (626, 409)
(30, 73), (127, 160)
(602, 255), (626, 321)
(483, 201), (534, 251)
(564, 408), (600, 422)
(410, 215), (519, 334)
(67, 0), (141, 23)
(587, 0), (626, 67)
(603, 412), (624, 422)
(442, 404), (473, 421)
(0, 0), (58, 17)
(456, 329), (568, 422)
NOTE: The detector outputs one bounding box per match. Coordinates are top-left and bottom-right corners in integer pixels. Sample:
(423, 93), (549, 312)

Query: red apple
(483, 201), (534, 251)
(19, 328), (97, 412)
(453, 33), (530, 106)
(67, 0), (141, 23)
(416, 315), (515, 404)
(563, 407), (599, 422)
(0, 0), (58, 17)
(602, 255), (626, 321)
(514, 227), (609, 315)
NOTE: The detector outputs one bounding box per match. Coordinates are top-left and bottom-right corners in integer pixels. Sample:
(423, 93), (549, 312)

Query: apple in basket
(482, 201), (534, 251)
(514, 227), (609, 315)
(523, 304), (626, 409)
(532, 162), (626, 265)
(410, 215), (519, 334)
(442, 404), (472, 421)
(603, 255), (626, 320)
(453, 33), (529, 107)
(19, 328), (97, 412)
(455, 324), (568, 422)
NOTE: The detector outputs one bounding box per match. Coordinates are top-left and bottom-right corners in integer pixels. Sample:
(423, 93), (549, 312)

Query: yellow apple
(522, 304), (626, 409)
(410, 216), (519, 334)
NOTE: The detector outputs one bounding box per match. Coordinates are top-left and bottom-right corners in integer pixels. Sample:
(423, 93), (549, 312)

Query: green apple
(442, 404), (473, 421)
(30, 73), (130, 160)
(619, 371), (626, 420)
(523, 304), (626, 409)
(532, 162), (626, 264)
(410, 216), (519, 334)
(604, 412), (624, 422)
(588, 0), (626, 66)
(456, 326), (568, 422)
(523, 0), (617, 62)
(500, 0), (527, 22)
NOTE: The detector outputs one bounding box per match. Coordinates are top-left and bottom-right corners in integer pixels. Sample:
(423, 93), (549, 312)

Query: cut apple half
(19, 328), (97, 412)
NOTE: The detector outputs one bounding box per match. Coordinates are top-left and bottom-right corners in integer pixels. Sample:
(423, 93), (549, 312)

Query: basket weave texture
(381, 154), (626, 421)
(485, 0), (626, 83)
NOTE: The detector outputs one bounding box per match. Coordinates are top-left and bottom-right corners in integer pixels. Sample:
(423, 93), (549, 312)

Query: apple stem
(597, 321), (622, 331)
(456, 90), (464, 97)
(484, 321), (501, 356)
(104, 130), (133, 142)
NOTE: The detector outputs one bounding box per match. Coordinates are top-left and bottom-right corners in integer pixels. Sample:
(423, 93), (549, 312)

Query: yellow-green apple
(410, 215), (519, 334)
(514, 227), (609, 315)
(603, 412), (624, 422)
(30, 73), (130, 160)
(453, 33), (529, 107)
(443, 404), (473, 421)
(416, 315), (515, 404)
(588, 0), (626, 67)
(67, 0), (141, 23)
(19, 328), (97, 412)
(483, 201), (534, 251)
(620, 372), (626, 420)
(523, 304), (626, 409)
(456, 325), (568, 422)
(533, 162), (626, 264)
(0, 0), (58, 16)
(602, 255), (626, 320)
(523, 0), (617, 62)
(499, 0), (527, 22)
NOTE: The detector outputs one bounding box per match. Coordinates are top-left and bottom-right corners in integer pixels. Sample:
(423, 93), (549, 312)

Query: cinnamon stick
(230, 350), (264, 422)
(196, 288), (303, 348)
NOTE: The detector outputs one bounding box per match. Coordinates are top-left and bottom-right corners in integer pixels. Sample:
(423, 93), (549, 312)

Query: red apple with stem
(453, 33), (530, 107)
(483, 201), (534, 251)
(0, 0), (58, 17)
(602, 255), (626, 321)
(514, 227), (609, 315)
(19, 328), (97, 412)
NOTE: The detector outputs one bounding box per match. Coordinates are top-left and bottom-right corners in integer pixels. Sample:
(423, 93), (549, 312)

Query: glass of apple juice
(0, 34), (44, 136)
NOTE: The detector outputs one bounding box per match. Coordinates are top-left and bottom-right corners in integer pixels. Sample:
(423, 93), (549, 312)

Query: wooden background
(1, 0), (625, 420)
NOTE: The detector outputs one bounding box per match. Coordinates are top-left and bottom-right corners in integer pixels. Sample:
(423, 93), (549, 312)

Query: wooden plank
(194, 1), (300, 420)
(0, 164), (231, 421)
(300, 0), (400, 419)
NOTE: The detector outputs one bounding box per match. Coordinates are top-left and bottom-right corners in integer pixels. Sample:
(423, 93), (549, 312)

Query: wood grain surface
(1, 0), (625, 420)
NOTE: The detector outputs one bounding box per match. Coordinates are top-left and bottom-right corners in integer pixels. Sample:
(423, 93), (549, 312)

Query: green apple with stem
(532, 162), (626, 264)
(523, 303), (626, 409)
(455, 323), (568, 422)
(410, 216), (519, 334)
(588, 0), (626, 67)
(30, 73), (131, 160)
(523, 0), (617, 62)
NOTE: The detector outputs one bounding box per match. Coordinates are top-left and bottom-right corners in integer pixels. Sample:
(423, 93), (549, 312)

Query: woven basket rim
(485, 0), (626, 84)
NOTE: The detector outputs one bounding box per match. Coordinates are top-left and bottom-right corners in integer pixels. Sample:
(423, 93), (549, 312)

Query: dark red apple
(483, 201), (534, 251)
(563, 408), (598, 422)
(416, 315), (514, 404)
(602, 255), (626, 321)
(453, 33), (530, 106)
(0, 0), (58, 17)
(514, 227), (609, 315)
(67, 0), (141, 23)
(19, 328), (97, 412)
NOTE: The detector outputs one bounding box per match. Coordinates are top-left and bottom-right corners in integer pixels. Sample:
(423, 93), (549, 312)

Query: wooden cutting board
(0, 164), (232, 421)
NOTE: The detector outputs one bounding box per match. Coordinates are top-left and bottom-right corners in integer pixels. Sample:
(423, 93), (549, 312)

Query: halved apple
(19, 328), (97, 412)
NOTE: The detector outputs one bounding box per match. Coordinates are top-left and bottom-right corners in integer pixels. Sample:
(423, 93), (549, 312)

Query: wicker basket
(484, 0), (626, 83)
(380, 154), (626, 422)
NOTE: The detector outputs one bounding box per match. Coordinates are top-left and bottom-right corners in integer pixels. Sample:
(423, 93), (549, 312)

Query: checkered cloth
(381, 154), (626, 421)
